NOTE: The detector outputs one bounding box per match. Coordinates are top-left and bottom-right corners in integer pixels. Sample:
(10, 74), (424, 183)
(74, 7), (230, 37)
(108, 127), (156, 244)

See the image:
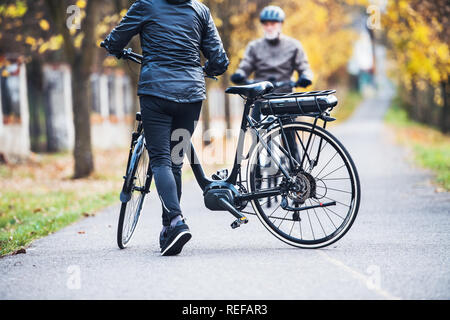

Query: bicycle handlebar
(243, 78), (298, 89)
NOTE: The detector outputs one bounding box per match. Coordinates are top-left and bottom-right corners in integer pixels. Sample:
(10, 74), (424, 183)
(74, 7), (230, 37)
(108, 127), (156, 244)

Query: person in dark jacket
(103, 0), (229, 256)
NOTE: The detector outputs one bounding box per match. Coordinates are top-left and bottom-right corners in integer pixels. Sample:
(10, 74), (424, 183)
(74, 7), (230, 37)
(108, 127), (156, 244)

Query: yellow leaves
(76, 0), (87, 9)
(412, 25), (430, 44)
(383, 0), (449, 86)
(435, 44), (449, 61)
(214, 16), (223, 28)
(74, 33), (84, 49)
(103, 56), (118, 68)
(39, 19), (50, 31)
(38, 35), (64, 54)
(25, 36), (36, 47)
(0, 1), (27, 18)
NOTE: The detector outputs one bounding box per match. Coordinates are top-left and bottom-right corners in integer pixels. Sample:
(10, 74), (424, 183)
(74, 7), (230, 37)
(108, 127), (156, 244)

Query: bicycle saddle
(225, 81), (274, 99)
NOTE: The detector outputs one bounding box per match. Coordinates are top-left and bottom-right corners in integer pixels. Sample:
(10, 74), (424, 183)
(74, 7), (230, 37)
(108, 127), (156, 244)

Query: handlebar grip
(129, 51), (143, 60)
(128, 56), (142, 65)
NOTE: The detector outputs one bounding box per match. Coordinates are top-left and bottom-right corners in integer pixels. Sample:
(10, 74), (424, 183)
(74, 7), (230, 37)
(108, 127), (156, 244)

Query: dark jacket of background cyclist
(103, 0), (229, 103)
(236, 35), (313, 85)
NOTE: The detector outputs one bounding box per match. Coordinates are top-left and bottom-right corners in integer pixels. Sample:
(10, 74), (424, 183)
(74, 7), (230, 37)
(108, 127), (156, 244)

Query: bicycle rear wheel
(117, 135), (151, 249)
(247, 122), (360, 249)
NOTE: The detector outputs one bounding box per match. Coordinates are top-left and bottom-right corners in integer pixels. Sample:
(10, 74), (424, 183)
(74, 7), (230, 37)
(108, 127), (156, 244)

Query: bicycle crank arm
(281, 198), (336, 212)
(217, 198), (249, 229)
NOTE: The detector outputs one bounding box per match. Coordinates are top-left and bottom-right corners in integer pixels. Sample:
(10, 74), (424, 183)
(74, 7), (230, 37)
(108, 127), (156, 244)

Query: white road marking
(317, 250), (402, 300)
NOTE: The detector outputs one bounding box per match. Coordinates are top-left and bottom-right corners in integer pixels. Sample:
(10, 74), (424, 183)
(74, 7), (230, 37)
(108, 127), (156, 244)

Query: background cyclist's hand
(230, 72), (246, 84)
(296, 75), (312, 88)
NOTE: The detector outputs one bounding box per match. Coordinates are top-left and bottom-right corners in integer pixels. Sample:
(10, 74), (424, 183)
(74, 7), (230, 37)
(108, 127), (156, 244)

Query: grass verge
(0, 149), (128, 257)
(385, 97), (450, 191)
(0, 190), (117, 256)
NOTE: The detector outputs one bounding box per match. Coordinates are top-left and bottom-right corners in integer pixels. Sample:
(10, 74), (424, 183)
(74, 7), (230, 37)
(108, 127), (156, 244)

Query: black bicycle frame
(188, 99), (254, 191)
(187, 98), (298, 196)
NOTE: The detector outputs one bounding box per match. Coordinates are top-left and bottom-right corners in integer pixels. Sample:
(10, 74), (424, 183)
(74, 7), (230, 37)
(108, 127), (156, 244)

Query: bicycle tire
(117, 135), (150, 249)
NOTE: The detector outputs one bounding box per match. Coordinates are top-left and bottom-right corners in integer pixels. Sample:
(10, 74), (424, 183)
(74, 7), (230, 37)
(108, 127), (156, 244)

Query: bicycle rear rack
(262, 89), (336, 99)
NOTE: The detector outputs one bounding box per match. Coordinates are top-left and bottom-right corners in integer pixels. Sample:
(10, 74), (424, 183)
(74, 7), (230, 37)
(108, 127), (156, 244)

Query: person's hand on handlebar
(295, 75), (312, 88)
(230, 72), (247, 85)
(100, 41), (143, 64)
(203, 65), (219, 81)
(100, 41), (124, 59)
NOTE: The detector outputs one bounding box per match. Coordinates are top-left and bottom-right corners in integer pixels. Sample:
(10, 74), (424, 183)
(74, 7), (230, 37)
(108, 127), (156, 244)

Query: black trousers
(140, 95), (202, 227)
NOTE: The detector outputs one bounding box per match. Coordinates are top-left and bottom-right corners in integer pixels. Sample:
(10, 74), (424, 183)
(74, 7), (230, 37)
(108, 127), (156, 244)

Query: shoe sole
(161, 231), (191, 256)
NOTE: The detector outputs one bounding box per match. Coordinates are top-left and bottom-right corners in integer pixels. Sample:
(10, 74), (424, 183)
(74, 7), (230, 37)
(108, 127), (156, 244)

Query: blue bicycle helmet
(260, 6), (285, 23)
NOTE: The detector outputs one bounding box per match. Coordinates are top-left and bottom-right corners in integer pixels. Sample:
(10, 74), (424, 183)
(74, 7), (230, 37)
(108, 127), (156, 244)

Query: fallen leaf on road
(77, 231), (85, 234)
(14, 248), (26, 255)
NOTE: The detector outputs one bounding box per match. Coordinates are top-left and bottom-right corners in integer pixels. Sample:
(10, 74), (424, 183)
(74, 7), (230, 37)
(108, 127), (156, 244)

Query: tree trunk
(71, 66), (94, 178)
(27, 56), (45, 152)
(441, 79), (450, 133)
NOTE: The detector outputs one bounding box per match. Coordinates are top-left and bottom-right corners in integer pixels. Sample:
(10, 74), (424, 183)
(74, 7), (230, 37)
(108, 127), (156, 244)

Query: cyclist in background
(103, 0), (229, 256)
(231, 5), (314, 121)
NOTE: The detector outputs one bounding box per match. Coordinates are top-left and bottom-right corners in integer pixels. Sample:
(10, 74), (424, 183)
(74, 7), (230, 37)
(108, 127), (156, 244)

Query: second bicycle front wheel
(247, 121), (360, 249)
(117, 135), (151, 249)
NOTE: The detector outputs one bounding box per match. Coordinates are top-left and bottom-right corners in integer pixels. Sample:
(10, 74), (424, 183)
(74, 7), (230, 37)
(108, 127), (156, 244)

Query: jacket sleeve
(103, 0), (145, 57)
(201, 11), (229, 76)
(236, 42), (256, 78)
(294, 41), (313, 80)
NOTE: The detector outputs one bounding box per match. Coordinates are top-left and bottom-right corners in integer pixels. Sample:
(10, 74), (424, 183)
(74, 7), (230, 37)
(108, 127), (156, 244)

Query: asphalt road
(1, 83), (449, 300)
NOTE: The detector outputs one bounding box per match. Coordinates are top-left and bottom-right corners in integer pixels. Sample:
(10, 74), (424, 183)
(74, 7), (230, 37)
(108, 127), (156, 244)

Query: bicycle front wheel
(117, 136), (151, 249)
(247, 121), (360, 249)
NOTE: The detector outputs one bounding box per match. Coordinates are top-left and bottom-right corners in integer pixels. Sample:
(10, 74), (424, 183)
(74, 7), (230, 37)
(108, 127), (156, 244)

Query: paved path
(1, 78), (449, 300)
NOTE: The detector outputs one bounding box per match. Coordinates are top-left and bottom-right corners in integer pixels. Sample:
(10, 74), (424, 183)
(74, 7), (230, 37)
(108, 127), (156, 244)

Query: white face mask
(262, 22), (282, 41)
(264, 30), (281, 40)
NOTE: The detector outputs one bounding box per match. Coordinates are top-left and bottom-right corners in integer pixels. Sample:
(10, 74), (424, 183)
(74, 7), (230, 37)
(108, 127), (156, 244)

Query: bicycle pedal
(212, 168), (229, 181)
(230, 217), (248, 229)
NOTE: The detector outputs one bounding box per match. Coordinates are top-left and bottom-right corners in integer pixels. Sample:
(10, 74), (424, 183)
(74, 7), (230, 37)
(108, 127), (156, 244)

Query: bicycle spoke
(277, 209), (291, 229)
(306, 210), (315, 240)
(314, 151), (338, 178)
(309, 199), (327, 237)
(316, 185), (352, 194)
(289, 219), (295, 236)
(317, 164), (347, 180)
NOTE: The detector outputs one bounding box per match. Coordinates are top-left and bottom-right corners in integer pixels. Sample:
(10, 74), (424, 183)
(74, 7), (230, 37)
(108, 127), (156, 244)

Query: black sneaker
(159, 227), (169, 249)
(160, 219), (191, 256)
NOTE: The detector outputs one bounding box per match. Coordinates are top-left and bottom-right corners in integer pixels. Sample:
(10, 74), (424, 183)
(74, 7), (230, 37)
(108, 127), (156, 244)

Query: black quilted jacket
(103, 0), (229, 103)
